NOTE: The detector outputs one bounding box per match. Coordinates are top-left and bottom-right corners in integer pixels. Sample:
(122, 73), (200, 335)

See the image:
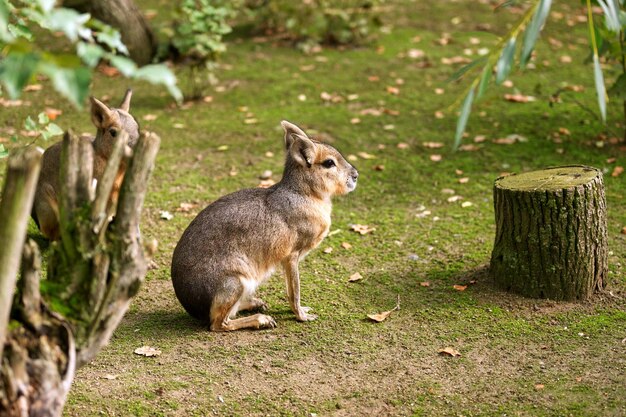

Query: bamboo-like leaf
(476, 65), (491, 100)
(520, 0), (552, 68)
(596, 0), (620, 32)
(448, 56), (488, 82)
(496, 37), (516, 85)
(592, 53), (607, 122)
(454, 86), (475, 150)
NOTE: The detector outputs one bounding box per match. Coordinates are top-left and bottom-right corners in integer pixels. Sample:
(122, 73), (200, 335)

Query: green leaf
(447, 56), (488, 82)
(608, 72), (626, 100)
(592, 53), (607, 122)
(134, 64), (183, 103)
(77, 42), (104, 68)
(596, 0), (620, 32)
(520, 0), (552, 68)
(496, 37), (516, 85)
(476, 65), (491, 100)
(45, 122), (63, 137)
(36, 0), (56, 13)
(45, 8), (90, 42)
(40, 63), (92, 108)
(0, 0), (12, 42)
(0, 52), (39, 99)
(108, 55), (137, 77)
(454, 86), (475, 150)
(38, 112), (50, 124)
(0, 144), (8, 159)
(24, 116), (37, 131)
(95, 29), (129, 55)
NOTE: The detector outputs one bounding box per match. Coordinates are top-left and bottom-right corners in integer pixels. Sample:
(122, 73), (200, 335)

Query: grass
(1, 0), (626, 416)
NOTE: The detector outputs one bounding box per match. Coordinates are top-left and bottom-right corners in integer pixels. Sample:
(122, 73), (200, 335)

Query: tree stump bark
(63, 0), (157, 66)
(490, 165), (608, 301)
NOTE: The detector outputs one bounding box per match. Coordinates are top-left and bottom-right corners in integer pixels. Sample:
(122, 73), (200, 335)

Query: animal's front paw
(296, 307), (318, 322)
(258, 314), (277, 329)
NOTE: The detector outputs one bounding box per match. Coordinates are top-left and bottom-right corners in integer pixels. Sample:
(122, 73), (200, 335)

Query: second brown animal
(32, 90), (140, 240)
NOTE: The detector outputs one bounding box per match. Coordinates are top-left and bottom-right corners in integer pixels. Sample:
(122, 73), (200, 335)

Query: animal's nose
(351, 169), (359, 181)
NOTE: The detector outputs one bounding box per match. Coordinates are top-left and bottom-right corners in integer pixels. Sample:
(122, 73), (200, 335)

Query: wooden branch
(58, 131), (80, 259)
(77, 131), (160, 368)
(19, 240), (42, 331)
(91, 130), (126, 235)
(0, 147), (42, 361)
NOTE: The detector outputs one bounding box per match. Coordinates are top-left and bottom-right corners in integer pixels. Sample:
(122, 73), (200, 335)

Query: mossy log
(0, 130), (160, 416)
(490, 165), (608, 301)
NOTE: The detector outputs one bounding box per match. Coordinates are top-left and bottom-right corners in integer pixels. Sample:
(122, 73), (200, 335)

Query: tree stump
(490, 165), (608, 301)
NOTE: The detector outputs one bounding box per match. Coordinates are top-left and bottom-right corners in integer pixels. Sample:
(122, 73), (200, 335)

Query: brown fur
(171, 121), (359, 331)
(32, 90), (139, 240)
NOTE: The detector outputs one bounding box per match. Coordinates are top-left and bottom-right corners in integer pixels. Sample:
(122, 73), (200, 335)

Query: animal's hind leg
(239, 297), (268, 313)
(209, 277), (276, 332)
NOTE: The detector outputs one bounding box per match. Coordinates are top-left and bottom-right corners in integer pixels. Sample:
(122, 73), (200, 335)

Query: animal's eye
(322, 159), (336, 168)
(108, 128), (118, 137)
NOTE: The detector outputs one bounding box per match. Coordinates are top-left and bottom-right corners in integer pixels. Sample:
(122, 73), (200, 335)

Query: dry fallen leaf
(447, 195), (463, 203)
(350, 224), (376, 235)
(99, 65), (120, 77)
(357, 151), (376, 160)
(420, 281), (430, 287)
(258, 179), (275, 188)
(422, 141), (444, 149)
(461, 201), (473, 208)
(373, 164), (385, 171)
(504, 93), (536, 103)
(621, 226), (626, 235)
(176, 202), (198, 213)
(143, 114), (158, 121)
(244, 118), (258, 125)
(407, 48), (426, 59)
(45, 107), (63, 121)
(534, 384), (545, 390)
(348, 272), (364, 282)
(441, 56), (471, 65)
(102, 374), (119, 380)
(458, 177), (469, 184)
(453, 284), (467, 291)
(367, 296), (400, 323)
(438, 347), (461, 357)
(611, 166), (624, 177)
(434, 111), (445, 119)
(430, 154), (442, 162)
(459, 144), (480, 152)
(323, 247), (333, 254)
(397, 142), (410, 149)
(134, 346), (161, 357)
(23, 84), (43, 92)
(386, 86), (400, 95)
(341, 242), (352, 249)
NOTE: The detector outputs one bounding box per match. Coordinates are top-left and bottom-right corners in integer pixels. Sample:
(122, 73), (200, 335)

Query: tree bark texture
(0, 147), (42, 361)
(490, 165), (608, 301)
(64, 0), (157, 66)
(0, 131), (160, 416)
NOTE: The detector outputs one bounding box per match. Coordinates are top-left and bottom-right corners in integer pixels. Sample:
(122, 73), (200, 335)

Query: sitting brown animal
(171, 121), (358, 331)
(32, 90), (140, 240)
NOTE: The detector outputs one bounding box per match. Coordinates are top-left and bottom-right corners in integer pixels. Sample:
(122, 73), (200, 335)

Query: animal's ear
(90, 97), (114, 128)
(288, 134), (317, 168)
(119, 88), (132, 112)
(281, 120), (309, 150)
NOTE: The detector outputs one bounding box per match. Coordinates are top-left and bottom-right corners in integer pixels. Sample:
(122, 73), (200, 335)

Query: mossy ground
(1, 1), (625, 416)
